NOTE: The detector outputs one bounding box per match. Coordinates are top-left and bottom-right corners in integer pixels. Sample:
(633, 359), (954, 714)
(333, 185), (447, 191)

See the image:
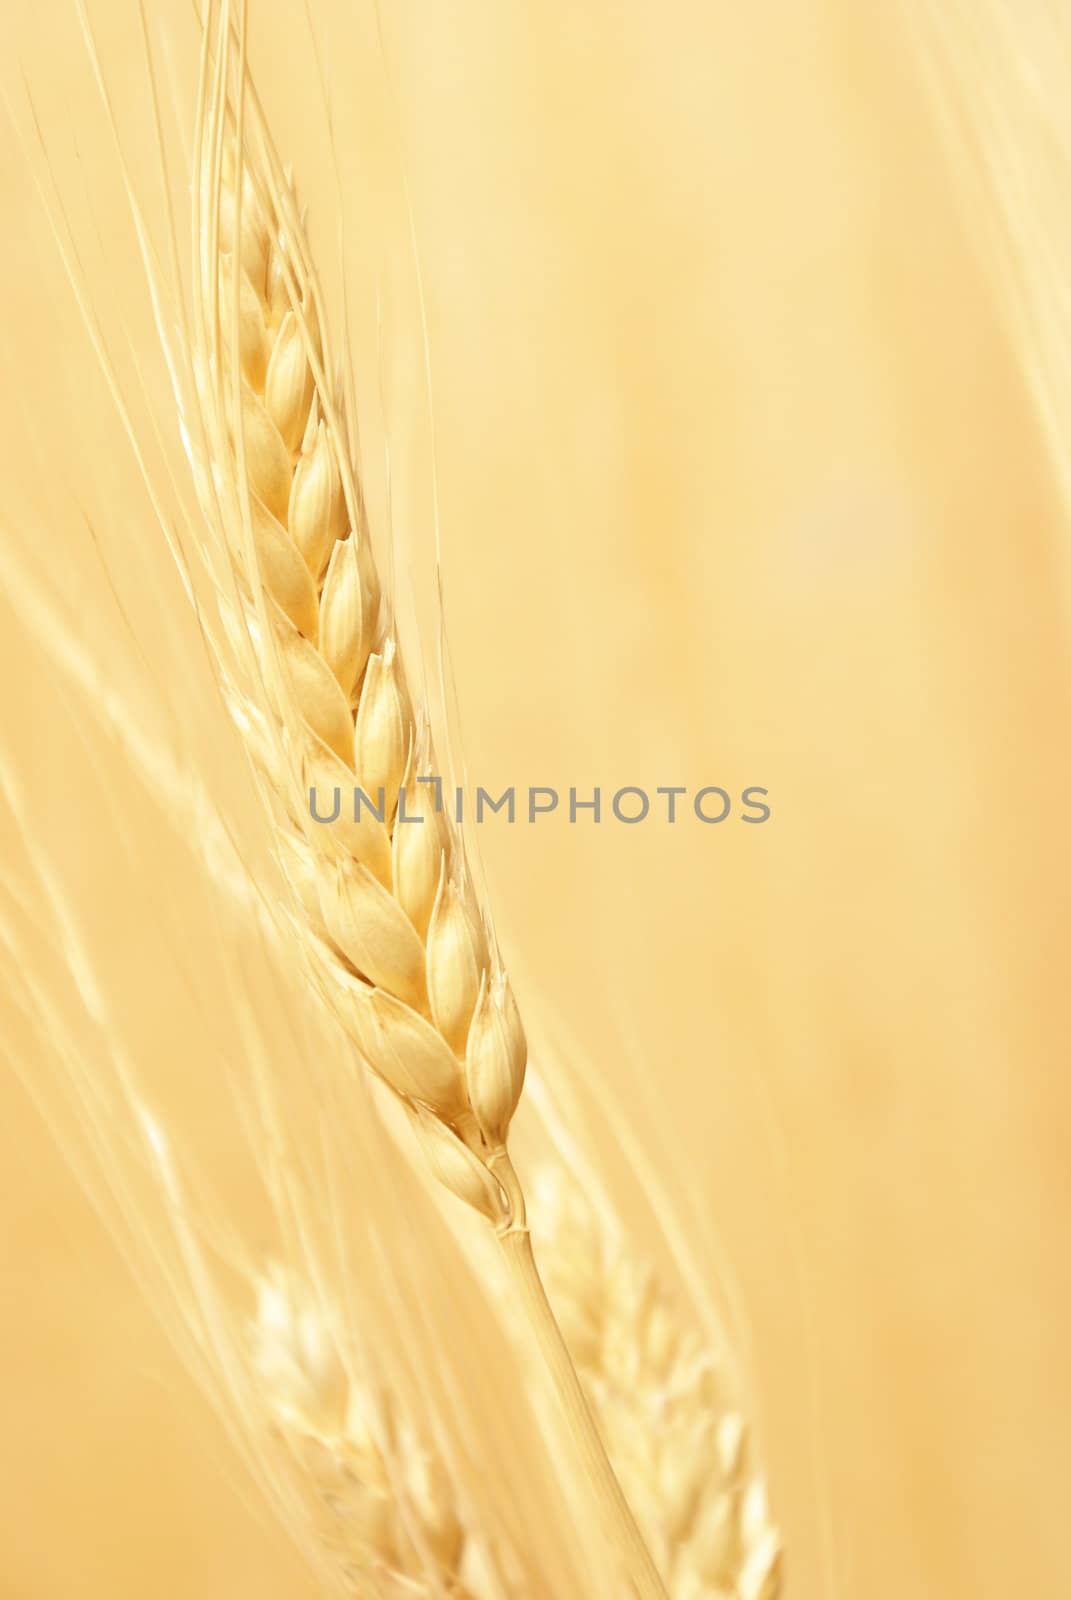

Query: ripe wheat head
(184, 8), (667, 1594)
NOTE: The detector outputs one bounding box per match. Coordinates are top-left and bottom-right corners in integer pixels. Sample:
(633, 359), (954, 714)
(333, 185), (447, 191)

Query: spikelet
(277, 620), (355, 766)
(392, 740), (445, 940)
(241, 384), (292, 520)
(219, 165), (270, 287)
(220, 253), (269, 386)
(318, 859), (427, 1009)
(248, 497), (319, 642)
(320, 534), (376, 699)
(265, 308), (316, 449)
(406, 1105), (504, 1223)
(289, 419), (347, 580)
(353, 640), (408, 823)
(251, 1267), (506, 1598)
(334, 976), (468, 1119)
(532, 1173), (784, 1600)
(427, 868), (490, 1056)
(465, 969), (526, 1146)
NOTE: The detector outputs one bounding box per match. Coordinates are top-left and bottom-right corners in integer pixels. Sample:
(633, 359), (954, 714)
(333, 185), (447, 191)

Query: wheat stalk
(184, 7), (666, 1594)
(531, 1174), (783, 1600)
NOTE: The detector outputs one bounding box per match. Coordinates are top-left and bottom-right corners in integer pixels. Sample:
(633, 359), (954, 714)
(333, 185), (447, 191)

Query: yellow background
(1, 1), (1067, 1596)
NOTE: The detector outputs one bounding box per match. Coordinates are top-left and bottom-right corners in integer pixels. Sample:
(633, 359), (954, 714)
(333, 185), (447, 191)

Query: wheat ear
(252, 1267), (509, 1599)
(186, 10), (665, 1594)
(532, 1174), (784, 1600)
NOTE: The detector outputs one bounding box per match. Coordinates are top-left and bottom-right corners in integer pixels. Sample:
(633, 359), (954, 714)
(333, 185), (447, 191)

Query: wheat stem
(497, 1217), (668, 1599)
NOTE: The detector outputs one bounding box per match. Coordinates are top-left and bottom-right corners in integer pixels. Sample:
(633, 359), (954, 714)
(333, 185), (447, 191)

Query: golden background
(1, 0), (1067, 1596)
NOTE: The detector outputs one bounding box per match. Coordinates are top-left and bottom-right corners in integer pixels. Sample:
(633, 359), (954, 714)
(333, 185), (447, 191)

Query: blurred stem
(494, 1153), (668, 1600)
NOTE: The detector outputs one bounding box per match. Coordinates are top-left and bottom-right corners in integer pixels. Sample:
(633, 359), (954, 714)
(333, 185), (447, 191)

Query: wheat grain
(187, 11), (667, 1593)
(532, 1173), (783, 1600)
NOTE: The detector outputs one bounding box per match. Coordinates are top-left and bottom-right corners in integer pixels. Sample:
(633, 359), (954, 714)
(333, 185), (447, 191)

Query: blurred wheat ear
(251, 1265), (509, 1599)
(533, 1172), (782, 1600)
(180, 2), (667, 1592)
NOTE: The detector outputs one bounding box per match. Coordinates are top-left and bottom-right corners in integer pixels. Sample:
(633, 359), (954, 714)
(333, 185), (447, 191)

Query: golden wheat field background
(0, 0), (1068, 1596)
